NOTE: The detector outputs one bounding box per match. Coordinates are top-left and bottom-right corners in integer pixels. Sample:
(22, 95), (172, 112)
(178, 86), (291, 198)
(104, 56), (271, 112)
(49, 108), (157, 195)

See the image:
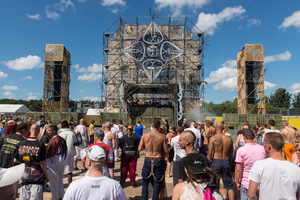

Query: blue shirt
(0, 127), (5, 136)
(134, 126), (144, 139)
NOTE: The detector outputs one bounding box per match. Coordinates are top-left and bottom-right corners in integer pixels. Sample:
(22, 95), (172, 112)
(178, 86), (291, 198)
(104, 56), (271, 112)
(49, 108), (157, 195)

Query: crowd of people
(0, 114), (300, 200)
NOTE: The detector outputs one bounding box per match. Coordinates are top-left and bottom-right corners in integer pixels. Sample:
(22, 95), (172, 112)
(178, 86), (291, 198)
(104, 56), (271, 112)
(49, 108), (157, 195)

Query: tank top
(104, 132), (113, 155)
(180, 182), (223, 200)
(75, 125), (87, 148)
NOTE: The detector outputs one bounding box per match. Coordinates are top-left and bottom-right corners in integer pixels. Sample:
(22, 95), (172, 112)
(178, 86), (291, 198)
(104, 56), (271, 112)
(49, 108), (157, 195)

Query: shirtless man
(138, 119), (168, 200)
(281, 121), (297, 161)
(205, 120), (216, 141)
(207, 122), (234, 200)
(103, 121), (116, 179)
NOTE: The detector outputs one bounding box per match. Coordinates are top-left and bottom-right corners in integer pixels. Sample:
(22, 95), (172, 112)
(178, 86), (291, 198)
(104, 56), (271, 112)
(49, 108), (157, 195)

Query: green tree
(292, 92), (300, 108)
(268, 88), (291, 109)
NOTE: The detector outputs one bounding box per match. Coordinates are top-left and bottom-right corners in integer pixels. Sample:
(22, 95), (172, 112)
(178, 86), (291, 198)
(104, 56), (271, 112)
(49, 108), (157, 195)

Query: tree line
(0, 88), (299, 116)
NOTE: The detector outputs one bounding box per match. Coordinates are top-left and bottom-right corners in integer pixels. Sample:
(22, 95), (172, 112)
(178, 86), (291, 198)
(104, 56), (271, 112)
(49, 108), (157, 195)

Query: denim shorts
(209, 159), (233, 190)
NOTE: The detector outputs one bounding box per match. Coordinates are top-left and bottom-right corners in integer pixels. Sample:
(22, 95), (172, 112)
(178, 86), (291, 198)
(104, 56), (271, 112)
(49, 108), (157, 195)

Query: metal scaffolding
(43, 44), (71, 112)
(101, 17), (205, 125)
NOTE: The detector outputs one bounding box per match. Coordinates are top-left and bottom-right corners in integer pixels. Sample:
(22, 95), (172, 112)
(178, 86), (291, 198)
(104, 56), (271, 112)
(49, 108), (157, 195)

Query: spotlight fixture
(197, 33), (203, 38)
(197, 64), (203, 70)
(104, 48), (109, 53)
(104, 64), (109, 69)
(103, 78), (108, 84)
(104, 32), (110, 37)
(198, 48), (203, 54)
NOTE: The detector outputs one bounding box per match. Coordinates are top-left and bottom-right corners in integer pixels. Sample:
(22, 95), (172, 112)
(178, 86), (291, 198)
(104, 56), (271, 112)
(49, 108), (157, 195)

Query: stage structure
(237, 44), (265, 114)
(101, 17), (205, 126)
(43, 44), (71, 112)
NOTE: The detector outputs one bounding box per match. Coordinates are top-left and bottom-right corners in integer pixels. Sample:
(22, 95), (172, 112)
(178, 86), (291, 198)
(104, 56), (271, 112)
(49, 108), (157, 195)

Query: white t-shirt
(184, 127), (201, 151)
(63, 176), (126, 200)
(261, 129), (280, 143)
(171, 135), (186, 162)
(249, 158), (300, 199)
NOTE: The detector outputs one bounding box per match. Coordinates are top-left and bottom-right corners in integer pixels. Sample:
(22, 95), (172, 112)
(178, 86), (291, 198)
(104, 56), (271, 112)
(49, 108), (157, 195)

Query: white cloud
(82, 96), (101, 101)
(2, 55), (43, 71)
(194, 6), (246, 35)
(54, 0), (75, 12)
(155, 0), (210, 16)
(77, 73), (102, 83)
(21, 76), (32, 80)
(102, 0), (126, 6)
(3, 92), (15, 99)
(0, 71), (8, 79)
(76, 63), (102, 73)
(264, 81), (277, 90)
(73, 64), (80, 69)
(27, 96), (37, 100)
(27, 92), (41, 100)
(289, 83), (300, 94)
(78, 89), (84, 93)
(205, 59), (237, 83)
(2, 85), (19, 91)
(264, 51), (292, 63)
(247, 18), (261, 27)
(213, 77), (237, 91)
(46, 6), (60, 20)
(279, 10), (300, 30)
(27, 13), (41, 20)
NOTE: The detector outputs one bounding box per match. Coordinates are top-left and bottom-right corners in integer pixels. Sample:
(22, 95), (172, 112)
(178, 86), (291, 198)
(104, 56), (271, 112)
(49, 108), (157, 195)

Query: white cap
(0, 163), (25, 187)
(85, 146), (106, 161)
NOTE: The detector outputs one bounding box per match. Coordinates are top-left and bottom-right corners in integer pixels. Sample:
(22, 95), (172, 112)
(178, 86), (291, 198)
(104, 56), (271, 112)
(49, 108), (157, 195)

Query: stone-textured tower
(237, 44), (265, 114)
(43, 44), (71, 112)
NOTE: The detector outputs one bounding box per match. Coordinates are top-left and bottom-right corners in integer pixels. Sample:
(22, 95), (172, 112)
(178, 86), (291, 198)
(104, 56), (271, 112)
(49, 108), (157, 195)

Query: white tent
(86, 108), (104, 115)
(0, 104), (29, 114)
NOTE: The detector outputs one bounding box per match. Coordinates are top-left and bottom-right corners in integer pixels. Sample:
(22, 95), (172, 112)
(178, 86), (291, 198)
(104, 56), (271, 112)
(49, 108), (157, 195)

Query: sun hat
(0, 163), (25, 187)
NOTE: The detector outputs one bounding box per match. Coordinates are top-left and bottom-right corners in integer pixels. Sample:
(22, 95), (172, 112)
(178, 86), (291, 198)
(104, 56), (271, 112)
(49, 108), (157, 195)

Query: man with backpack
(74, 119), (89, 172)
(58, 120), (77, 185)
(47, 125), (68, 200)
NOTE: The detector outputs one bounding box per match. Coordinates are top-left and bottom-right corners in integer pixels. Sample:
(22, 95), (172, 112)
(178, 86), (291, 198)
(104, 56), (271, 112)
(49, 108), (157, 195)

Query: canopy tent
(0, 104), (29, 114)
(86, 109), (104, 115)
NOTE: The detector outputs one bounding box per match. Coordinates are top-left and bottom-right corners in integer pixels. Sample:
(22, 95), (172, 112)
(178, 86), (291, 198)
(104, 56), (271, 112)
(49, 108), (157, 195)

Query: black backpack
(73, 130), (82, 146)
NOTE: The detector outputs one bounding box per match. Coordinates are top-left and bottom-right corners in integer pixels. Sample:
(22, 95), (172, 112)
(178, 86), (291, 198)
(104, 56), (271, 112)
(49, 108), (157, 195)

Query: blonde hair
(294, 135), (300, 145)
(37, 124), (49, 141)
(223, 124), (231, 137)
(102, 124), (106, 131)
(128, 125), (134, 138)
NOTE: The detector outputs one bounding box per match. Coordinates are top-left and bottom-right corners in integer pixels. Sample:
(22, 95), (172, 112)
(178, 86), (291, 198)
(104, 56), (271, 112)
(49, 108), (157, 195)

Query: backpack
(73, 130), (82, 146)
(203, 187), (216, 200)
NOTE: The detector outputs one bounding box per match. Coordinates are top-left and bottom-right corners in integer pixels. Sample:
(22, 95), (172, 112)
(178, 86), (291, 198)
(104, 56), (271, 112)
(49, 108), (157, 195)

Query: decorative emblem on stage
(147, 45), (159, 57)
(123, 21), (183, 82)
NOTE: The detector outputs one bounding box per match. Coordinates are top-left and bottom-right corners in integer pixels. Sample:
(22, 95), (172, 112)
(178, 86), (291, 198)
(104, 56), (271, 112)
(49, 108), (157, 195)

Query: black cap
(95, 129), (104, 138)
(184, 153), (208, 174)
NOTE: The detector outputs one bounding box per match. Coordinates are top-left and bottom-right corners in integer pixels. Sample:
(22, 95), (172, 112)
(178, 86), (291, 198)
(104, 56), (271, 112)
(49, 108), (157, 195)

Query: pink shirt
(235, 143), (267, 188)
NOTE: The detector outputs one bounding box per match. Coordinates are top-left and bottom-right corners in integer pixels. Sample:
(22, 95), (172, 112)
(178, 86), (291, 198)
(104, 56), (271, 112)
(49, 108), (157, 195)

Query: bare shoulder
(281, 129), (287, 134)
(172, 182), (185, 200)
(224, 134), (233, 144)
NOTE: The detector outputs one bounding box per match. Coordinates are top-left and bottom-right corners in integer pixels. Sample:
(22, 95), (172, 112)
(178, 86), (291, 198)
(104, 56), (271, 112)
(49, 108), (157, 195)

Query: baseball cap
(85, 145), (106, 161)
(0, 163), (25, 187)
(94, 129), (104, 138)
(184, 154), (208, 174)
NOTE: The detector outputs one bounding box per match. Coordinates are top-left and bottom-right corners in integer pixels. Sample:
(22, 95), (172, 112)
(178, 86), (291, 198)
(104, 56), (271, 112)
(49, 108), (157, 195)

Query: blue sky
(0, 0), (299, 103)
